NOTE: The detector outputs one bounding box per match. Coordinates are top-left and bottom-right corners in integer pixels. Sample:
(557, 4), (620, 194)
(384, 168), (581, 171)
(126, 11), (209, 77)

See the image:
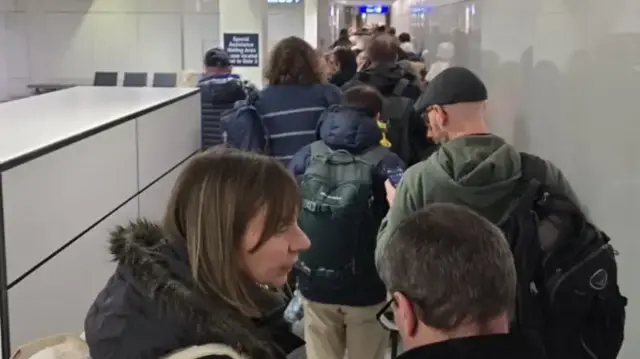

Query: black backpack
(378, 79), (414, 165)
(499, 153), (627, 359)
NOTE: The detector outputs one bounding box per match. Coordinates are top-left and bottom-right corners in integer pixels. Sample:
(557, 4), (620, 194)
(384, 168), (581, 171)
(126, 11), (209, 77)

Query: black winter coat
(84, 220), (304, 359)
(342, 63), (437, 165)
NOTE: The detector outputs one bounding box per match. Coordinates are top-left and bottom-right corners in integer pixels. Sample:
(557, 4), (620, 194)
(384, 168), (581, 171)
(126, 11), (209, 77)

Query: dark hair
(367, 34), (399, 64)
(377, 203), (516, 331)
(339, 28), (349, 38)
(265, 36), (324, 85)
(332, 48), (357, 74)
(204, 48), (231, 68)
(398, 32), (411, 43)
(388, 27), (397, 36)
(342, 85), (383, 118)
(375, 25), (387, 33)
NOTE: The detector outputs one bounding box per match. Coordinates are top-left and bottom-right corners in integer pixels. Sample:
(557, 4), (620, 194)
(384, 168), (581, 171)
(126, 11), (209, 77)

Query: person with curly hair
(257, 36), (342, 165)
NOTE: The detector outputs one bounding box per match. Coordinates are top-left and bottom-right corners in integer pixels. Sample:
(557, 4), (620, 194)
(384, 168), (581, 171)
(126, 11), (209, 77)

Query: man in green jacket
(376, 66), (581, 262)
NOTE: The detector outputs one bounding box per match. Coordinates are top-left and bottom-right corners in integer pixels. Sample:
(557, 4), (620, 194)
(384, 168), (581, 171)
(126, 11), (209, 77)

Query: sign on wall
(359, 5), (389, 14)
(223, 33), (260, 67)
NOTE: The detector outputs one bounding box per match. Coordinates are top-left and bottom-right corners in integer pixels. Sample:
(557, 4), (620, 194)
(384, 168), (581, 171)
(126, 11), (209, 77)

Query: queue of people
(75, 28), (627, 359)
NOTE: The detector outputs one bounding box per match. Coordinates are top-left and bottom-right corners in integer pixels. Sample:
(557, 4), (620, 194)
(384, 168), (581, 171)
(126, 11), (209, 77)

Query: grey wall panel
(7, 201), (137, 350)
(138, 160), (188, 223)
(136, 95), (200, 190)
(2, 121), (138, 284)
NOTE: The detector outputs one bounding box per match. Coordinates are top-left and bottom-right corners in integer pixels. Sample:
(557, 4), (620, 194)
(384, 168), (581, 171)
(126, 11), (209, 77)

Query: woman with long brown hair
(85, 147), (310, 359)
(256, 36), (342, 166)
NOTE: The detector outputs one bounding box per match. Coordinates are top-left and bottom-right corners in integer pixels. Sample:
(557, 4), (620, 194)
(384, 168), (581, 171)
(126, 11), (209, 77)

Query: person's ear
(435, 105), (448, 127)
(393, 292), (418, 338)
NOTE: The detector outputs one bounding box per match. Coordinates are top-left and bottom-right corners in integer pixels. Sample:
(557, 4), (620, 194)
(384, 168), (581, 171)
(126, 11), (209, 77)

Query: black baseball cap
(415, 67), (488, 112)
(204, 48), (231, 68)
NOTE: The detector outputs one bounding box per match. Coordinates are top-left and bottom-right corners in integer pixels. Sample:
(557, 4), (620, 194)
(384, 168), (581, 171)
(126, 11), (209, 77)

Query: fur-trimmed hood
(103, 220), (300, 359)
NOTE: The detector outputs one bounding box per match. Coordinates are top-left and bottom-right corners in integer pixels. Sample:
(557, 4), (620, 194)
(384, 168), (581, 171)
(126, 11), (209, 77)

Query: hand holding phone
(386, 167), (404, 188)
(384, 180), (396, 206)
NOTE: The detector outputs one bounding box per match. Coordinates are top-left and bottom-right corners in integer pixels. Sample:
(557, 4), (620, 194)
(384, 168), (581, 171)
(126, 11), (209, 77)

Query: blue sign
(359, 5), (389, 14)
(223, 33), (260, 67)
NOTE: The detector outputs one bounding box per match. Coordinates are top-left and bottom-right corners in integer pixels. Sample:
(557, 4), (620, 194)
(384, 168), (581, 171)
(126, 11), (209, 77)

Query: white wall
(394, 0), (640, 357)
(268, 3), (305, 52)
(0, 0), (307, 101)
(0, 0), (219, 100)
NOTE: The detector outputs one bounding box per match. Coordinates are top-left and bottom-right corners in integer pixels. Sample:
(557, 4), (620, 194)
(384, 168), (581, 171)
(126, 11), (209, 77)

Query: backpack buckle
(537, 191), (550, 206)
(303, 199), (317, 212)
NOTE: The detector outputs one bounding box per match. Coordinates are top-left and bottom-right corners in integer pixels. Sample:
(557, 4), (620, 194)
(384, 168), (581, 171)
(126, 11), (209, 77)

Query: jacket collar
(110, 220), (303, 359)
(397, 332), (546, 359)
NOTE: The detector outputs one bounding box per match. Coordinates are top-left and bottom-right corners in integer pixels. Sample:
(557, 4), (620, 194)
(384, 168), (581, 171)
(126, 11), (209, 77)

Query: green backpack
(297, 141), (387, 287)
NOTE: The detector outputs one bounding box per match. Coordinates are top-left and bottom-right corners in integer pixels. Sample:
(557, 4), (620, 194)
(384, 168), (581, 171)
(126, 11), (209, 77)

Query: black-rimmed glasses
(376, 298), (398, 332)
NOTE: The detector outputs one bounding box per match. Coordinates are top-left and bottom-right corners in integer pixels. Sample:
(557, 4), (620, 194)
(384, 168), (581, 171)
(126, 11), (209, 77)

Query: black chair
(152, 73), (178, 87)
(93, 72), (118, 86)
(123, 72), (148, 87)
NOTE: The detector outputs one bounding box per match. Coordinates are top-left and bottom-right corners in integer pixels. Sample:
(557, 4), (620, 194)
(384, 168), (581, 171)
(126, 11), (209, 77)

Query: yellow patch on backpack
(377, 119), (392, 148)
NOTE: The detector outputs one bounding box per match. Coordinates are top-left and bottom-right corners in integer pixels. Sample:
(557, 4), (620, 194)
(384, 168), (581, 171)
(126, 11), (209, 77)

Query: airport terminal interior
(0, 0), (638, 358)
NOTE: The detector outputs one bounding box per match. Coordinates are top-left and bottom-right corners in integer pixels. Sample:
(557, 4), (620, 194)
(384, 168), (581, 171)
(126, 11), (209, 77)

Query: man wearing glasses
(375, 203), (546, 358)
(376, 66), (580, 264)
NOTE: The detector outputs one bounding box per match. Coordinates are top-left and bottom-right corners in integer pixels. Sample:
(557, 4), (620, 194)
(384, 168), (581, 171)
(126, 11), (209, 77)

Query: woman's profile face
(241, 209), (310, 286)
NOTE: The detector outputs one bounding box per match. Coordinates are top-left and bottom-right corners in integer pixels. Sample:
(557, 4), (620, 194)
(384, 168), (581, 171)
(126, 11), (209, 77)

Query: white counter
(0, 86), (197, 171)
(0, 86), (201, 357)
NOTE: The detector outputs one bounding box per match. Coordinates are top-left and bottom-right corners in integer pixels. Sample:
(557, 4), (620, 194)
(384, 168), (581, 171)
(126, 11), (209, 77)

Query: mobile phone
(386, 168), (404, 188)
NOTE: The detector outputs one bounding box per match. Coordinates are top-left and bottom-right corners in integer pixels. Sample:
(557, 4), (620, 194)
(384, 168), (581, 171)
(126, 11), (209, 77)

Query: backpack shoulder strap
(392, 78), (410, 97)
(520, 152), (579, 215)
(358, 146), (389, 167)
(498, 153), (547, 226)
(397, 96), (414, 121)
(520, 152), (548, 183)
(309, 141), (331, 159)
(383, 95), (413, 120)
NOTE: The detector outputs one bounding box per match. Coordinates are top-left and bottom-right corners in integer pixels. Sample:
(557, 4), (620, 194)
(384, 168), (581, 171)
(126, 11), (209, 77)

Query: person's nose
(292, 224), (311, 252)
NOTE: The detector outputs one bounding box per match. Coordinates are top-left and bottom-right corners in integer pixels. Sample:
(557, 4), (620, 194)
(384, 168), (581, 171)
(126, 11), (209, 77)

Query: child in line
(289, 85), (405, 359)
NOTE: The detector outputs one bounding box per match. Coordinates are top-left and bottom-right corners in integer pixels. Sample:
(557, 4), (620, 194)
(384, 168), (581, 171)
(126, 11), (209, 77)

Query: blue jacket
(256, 83), (342, 165)
(199, 74), (248, 149)
(289, 105), (405, 184)
(288, 106), (405, 306)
